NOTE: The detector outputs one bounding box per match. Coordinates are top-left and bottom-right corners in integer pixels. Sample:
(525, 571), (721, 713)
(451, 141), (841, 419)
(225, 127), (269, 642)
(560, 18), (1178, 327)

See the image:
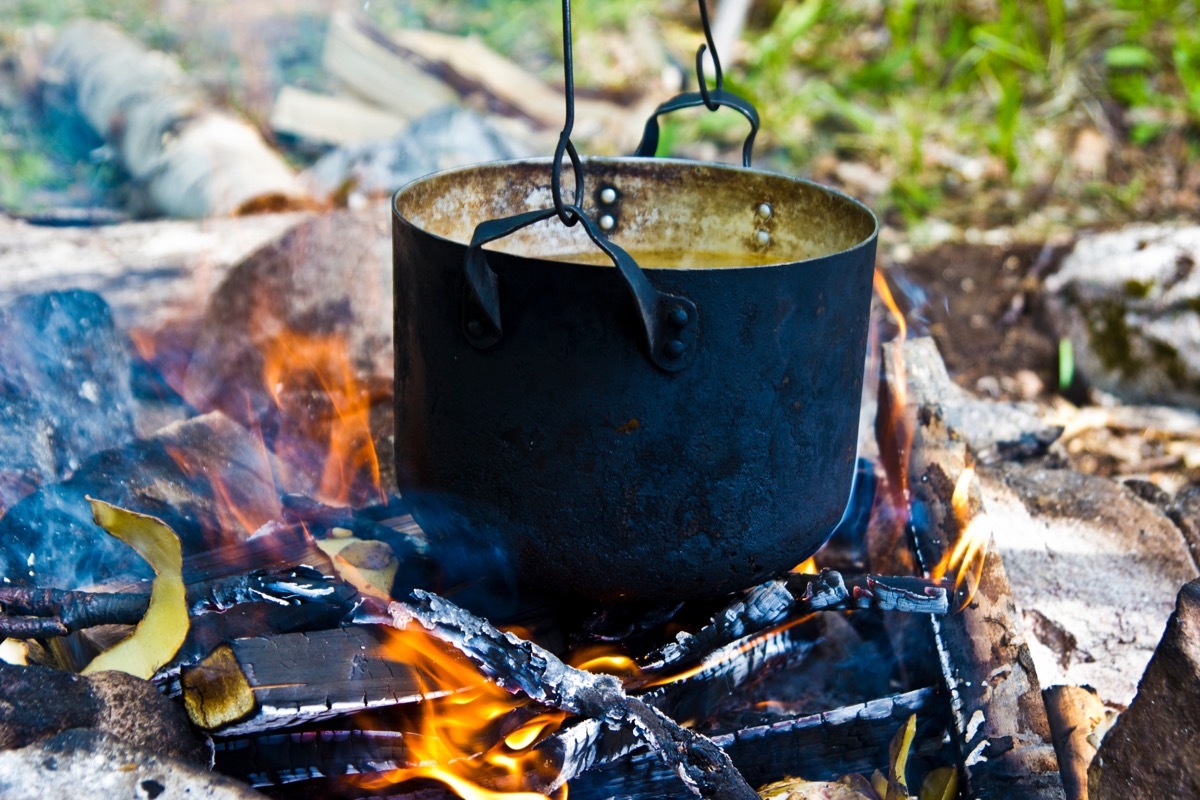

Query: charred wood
(880, 337), (1064, 800)
(0, 567), (360, 639)
(566, 688), (948, 800)
(393, 590), (759, 800)
(638, 571), (948, 673)
(174, 626), (432, 736)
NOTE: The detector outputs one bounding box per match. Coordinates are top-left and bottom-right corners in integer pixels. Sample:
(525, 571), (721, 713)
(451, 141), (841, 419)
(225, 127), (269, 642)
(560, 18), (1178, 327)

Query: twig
(0, 567), (360, 639)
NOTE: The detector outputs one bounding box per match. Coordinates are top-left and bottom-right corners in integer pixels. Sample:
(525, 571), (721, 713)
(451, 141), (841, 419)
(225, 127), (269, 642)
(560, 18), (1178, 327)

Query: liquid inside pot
(552, 248), (784, 269)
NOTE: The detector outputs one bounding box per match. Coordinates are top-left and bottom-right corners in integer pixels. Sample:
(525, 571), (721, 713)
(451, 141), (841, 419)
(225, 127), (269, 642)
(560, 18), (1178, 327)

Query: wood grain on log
(880, 336), (1064, 800)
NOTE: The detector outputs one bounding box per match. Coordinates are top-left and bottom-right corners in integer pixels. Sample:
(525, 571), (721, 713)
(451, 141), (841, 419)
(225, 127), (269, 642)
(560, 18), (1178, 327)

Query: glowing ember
(358, 624), (569, 799)
(642, 613), (815, 689)
(569, 645), (639, 678)
(931, 466), (988, 610)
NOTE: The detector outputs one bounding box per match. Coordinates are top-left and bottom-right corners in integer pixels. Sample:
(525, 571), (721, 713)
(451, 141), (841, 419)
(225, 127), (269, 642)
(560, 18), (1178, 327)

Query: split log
(269, 86), (407, 146)
(1043, 685), (1108, 800)
(175, 626), (432, 736)
(42, 20), (314, 218)
(879, 336), (1064, 799)
(393, 590), (759, 800)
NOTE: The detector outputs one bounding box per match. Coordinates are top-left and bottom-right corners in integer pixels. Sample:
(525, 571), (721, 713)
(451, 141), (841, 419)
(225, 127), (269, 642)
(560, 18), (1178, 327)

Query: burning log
(41, 20), (314, 218)
(879, 336), (1064, 799)
(639, 571), (949, 673)
(175, 626), (433, 736)
(393, 590), (760, 800)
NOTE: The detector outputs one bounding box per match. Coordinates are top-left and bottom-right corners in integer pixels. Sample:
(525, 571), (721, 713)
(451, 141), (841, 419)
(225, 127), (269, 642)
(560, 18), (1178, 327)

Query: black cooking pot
(392, 156), (877, 602)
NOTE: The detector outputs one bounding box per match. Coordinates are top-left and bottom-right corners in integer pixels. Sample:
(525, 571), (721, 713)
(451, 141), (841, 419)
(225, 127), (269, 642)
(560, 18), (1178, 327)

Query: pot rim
(392, 156), (880, 272)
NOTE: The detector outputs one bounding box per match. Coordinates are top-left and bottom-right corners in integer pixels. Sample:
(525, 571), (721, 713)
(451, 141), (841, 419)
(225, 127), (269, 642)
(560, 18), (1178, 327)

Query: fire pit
(7, 3), (1200, 800)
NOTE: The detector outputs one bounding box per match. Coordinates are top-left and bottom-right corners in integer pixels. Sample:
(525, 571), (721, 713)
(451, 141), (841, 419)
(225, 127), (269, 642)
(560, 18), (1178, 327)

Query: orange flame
(259, 331), (384, 507)
(569, 645), (639, 679)
(873, 269), (912, 519)
(359, 624), (569, 799)
(931, 467), (988, 610)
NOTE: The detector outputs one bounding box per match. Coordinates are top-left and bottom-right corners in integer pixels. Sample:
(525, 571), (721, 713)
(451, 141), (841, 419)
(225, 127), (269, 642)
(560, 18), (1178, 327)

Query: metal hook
(550, 0), (584, 225)
(696, 0), (723, 111)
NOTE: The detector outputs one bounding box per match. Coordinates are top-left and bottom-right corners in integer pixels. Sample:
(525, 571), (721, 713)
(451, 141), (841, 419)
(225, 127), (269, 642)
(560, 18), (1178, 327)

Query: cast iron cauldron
(392, 157), (877, 602)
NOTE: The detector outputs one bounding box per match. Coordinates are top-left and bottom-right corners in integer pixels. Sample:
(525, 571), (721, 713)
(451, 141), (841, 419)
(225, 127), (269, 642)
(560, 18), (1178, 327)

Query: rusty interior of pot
(394, 157), (877, 269)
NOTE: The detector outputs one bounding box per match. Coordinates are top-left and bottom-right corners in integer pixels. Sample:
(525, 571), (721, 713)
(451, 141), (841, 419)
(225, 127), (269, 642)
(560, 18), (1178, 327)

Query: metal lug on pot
(649, 294), (699, 372)
(460, 289), (502, 350)
(599, 187), (618, 204)
(598, 214), (616, 231)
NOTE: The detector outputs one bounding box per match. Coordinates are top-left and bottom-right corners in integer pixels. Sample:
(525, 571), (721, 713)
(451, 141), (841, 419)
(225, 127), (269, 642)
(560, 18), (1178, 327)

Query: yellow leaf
(82, 498), (188, 679)
(919, 766), (958, 800)
(317, 535), (398, 600)
(886, 714), (918, 800)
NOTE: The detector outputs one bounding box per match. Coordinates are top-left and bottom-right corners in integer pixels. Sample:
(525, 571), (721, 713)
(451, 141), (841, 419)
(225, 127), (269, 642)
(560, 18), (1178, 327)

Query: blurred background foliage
(2, 0), (1198, 234)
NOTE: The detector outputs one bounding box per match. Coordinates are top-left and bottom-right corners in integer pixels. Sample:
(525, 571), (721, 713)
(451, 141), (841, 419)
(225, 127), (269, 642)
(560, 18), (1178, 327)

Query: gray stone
(981, 463), (1198, 706)
(1090, 578), (1200, 798)
(0, 664), (211, 767)
(303, 106), (530, 201)
(1046, 224), (1200, 406)
(0, 728), (262, 799)
(0, 412), (281, 588)
(0, 291), (135, 514)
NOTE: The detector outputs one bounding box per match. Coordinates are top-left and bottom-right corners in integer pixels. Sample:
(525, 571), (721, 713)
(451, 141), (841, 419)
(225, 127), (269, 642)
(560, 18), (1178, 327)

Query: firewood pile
(2, 12), (1200, 800)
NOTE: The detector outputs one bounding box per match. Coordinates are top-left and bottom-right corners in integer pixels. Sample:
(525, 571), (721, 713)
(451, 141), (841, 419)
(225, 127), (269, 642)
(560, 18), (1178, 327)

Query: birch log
(42, 20), (315, 218)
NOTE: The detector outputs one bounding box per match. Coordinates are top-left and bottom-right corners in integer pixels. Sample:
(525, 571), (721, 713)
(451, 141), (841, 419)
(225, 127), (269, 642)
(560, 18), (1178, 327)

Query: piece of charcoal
(0, 291), (134, 513)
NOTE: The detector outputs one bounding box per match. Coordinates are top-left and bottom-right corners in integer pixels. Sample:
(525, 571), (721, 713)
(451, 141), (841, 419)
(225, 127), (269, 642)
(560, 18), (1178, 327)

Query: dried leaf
(758, 776), (875, 799)
(81, 498), (188, 679)
(886, 714), (918, 800)
(317, 535), (398, 599)
(871, 770), (888, 799)
(918, 766), (958, 800)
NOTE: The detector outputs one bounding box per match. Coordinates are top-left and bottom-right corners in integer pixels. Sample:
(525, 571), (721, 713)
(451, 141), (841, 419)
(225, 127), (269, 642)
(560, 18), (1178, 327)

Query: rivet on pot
(600, 187), (618, 204)
(667, 307), (690, 328)
(598, 214), (616, 231)
(466, 319), (485, 338)
(756, 229), (771, 246)
(757, 203), (773, 220)
(664, 339), (686, 359)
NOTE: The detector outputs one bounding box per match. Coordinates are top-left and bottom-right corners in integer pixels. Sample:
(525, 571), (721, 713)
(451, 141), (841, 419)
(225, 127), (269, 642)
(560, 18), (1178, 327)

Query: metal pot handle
(633, 1), (760, 167)
(462, 205), (699, 372)
(459, 0), (699, 373)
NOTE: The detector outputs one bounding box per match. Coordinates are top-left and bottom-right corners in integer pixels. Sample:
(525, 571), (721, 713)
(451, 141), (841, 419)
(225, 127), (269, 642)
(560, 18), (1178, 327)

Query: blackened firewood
(881, 337), (1064, 800)
(394, 590), (760, 800)
(561, 687), (948, 800)
(216, 729), (413, 788)
(174, 626), (432, 736)
(638, 624), (817, 725)
(638, 571), (948, 674)
(0, 567), (361, 639)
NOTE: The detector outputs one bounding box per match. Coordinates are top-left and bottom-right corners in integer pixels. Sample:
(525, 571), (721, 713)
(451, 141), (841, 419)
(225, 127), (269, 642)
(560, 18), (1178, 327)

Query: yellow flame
(790, 557), (819, 575)
(931, 467), (988, 610)
(873, 269), (913, 525)
(357, 625), (569, 799)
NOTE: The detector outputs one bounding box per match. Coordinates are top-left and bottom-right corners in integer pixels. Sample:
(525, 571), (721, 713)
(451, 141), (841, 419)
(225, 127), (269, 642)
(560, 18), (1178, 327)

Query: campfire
(3, 4), (1200, 800)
